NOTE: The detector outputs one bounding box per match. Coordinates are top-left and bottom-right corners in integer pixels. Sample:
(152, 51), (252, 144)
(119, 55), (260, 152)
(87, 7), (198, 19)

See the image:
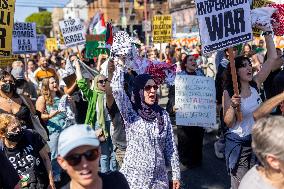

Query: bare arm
(75, 60), (83, 80)
(39, 147), (55, 189)
(254, 34), (278, 88)
(253, 92), (284, 120)
(223, 90), (237, 128)
(63, 81), (77, 95)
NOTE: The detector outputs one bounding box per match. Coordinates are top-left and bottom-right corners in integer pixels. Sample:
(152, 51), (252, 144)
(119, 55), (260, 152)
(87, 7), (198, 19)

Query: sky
(14, 0), (69, 22)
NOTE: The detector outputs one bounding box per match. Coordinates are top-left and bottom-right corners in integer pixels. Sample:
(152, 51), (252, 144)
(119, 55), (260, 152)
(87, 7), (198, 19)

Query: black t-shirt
(0, 150), (20, 189)
(60, 171), (130, 189)
(3, 129), (48, 184)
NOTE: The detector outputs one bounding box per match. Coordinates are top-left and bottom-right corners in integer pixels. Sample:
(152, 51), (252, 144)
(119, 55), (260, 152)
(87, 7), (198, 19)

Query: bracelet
(262, 31), (273, 36)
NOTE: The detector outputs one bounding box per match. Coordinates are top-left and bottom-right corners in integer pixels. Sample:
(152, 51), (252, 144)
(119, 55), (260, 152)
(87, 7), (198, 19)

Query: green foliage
(25, 11), (52, 37)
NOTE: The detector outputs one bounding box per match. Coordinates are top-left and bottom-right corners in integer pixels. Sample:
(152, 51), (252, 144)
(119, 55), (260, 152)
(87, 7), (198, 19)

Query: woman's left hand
(172, 180), (180, 189)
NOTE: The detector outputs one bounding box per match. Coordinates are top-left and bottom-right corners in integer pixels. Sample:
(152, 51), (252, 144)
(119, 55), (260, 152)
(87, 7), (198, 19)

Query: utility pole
(144, 0), (148, 46)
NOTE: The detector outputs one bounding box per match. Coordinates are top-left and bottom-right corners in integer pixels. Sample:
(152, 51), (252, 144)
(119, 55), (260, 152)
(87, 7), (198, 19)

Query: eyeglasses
(65, 148), (99, 166)
(144, 85), (159, 91)
(97, 79), (108, 84)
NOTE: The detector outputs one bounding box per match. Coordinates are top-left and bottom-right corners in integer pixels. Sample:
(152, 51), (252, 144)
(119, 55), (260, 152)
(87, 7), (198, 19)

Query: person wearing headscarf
(111, 58), (180, 189)
(75, 60), (117, 173)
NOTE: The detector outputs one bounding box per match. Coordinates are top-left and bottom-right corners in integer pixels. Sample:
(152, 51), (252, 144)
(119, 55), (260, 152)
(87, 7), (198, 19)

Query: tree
(25, 11), (52, 37)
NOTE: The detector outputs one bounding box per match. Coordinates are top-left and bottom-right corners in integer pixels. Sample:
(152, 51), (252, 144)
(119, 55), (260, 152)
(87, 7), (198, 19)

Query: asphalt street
(160, 87), (230, 189)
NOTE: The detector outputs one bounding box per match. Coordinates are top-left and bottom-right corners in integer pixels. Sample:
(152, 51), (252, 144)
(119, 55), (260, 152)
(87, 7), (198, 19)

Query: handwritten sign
(175, 75), (216, 128)
(12, 22), (37, 54)
(45, 38), (58, 52)
(195, 0), (252, 54)
(59, 18), (85, 47)
(152, 15), (172, 43)
(0, 0), (15, 56)
(85, 34), (109, 58)
(37, 34), (46, 52)
(0, 55), (18, 68)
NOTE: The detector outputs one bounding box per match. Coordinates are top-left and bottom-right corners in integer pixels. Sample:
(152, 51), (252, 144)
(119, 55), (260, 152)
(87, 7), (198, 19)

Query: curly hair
(40, 77), (63, 105)
(224, 56), (257, 97)
(0, 114), (20, 137)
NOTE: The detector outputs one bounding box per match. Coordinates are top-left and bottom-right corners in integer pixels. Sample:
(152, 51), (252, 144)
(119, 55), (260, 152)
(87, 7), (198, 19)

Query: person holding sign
(111, 58), (180, 189)
(223, 30), (278, 189)
(166, 54), (205, 170)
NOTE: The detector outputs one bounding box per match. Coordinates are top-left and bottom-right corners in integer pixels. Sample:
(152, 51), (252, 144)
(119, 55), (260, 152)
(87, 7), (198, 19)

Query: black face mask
(5, 129), (24, 143)
(1, 83), (15, 93)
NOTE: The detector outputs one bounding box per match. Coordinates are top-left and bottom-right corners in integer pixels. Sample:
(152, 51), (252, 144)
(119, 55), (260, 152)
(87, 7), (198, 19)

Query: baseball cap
(57, 124), (100, 157)
(11, 67), (25, 80)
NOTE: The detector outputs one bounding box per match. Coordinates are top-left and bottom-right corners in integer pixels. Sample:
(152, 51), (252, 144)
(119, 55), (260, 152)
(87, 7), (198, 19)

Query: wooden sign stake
(76, 46), (82, 60)
(228, 47), (243, 122)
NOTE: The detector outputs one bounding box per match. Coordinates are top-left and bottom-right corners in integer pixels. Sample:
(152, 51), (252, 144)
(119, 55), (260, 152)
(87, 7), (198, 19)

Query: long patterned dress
(111, 65), (180, 189)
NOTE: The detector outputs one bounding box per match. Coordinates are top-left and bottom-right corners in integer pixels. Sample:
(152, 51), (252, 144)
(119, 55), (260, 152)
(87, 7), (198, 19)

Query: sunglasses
(97, 79), (108, 84)
(144, 85), (159, 91)
(65, 148), (99, 166)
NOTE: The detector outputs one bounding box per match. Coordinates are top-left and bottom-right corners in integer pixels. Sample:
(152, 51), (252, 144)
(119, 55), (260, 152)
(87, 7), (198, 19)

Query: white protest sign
(12, 22), (37, 54)
(59, 18), (86, 47)
(37, 34), (46, 52)
(175, 75), (216, 128)
(195, 0), (252, 54)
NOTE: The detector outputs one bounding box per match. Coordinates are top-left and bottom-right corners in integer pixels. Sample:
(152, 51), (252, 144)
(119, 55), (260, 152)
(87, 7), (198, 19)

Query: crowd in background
(0, 29), (284, 189)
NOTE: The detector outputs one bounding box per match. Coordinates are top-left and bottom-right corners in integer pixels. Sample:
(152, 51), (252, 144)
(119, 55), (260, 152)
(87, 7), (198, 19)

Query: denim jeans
(95, 121), (117, 173)
(47, 132), (62, 180)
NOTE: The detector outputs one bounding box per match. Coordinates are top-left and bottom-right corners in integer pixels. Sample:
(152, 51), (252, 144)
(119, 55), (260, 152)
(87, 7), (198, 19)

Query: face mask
(1, 83), (15, 93)
(5, 129), (24, 143)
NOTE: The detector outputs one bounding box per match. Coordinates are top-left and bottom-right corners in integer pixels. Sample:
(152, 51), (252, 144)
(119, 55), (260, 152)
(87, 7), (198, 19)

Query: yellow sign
(0, 0), (15, 56)
(152, 15), (172, 43)
(253, 0), (271, 8)
(45, 38), (58, 52)
(0, 56), (18, 68)
(134, 0), (144, 10)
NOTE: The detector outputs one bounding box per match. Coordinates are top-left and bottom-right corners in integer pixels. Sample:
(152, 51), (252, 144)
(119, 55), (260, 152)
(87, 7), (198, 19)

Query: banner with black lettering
(59, 18), (85, 48)
(12, 22), (37, 54)
(0, 0), (15, 56)
(195, 0), (253, 54)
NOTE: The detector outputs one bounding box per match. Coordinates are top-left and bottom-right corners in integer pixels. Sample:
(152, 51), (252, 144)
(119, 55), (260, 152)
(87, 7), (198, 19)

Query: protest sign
(0, 55), (18, 68)
(85, 34), (110, 59)
(0, 0), (15, 56)
(59, 18), (85, 47)
(195, 0), (253, 54)
(175, 75), (216, 128)
(152, 15), (172, 43)
(45, 38), (58, 52)
(12, 22), (37, 54)
(37, 34), (46, 52)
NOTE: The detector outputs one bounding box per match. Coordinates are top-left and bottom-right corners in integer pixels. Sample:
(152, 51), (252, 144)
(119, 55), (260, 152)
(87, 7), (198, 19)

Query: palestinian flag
(93, 13), (106, 35)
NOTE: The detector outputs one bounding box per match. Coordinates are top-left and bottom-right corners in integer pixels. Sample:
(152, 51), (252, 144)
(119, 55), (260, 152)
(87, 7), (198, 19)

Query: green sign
(85, 34), (110, 59)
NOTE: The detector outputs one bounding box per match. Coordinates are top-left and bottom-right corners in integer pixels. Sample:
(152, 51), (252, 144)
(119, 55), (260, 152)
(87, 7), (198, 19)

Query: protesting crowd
(1, 0), (284, 189)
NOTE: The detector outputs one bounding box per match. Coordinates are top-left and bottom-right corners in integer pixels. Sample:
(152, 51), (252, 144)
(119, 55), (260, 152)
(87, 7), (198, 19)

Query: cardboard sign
(85, 34), (110, 59)
(12, 22), (37, 54)
(59, 18), (85, 47)
(0, 56), (18, 68)
(0, 0), (15, 56)
(195, 0), (253, 54)
(152, 15), (172, 43)
(175, 75), (216, 128)
(37, 34), (46, 52)
(45, 38), (58, 52)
